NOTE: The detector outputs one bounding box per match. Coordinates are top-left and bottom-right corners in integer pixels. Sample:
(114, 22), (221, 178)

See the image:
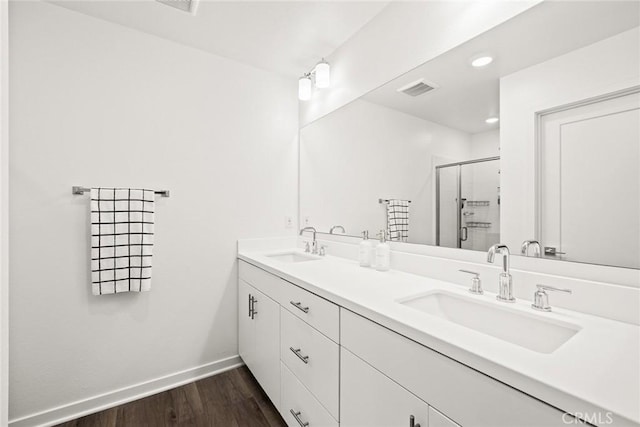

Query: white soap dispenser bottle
(375, 229), (390, 272)
(358, 231), (373, 267)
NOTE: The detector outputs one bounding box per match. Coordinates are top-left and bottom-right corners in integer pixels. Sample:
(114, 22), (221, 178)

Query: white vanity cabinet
(238, 259), (580, 427)
(237, 277), (281, 409)
(341, 346), (430, 427)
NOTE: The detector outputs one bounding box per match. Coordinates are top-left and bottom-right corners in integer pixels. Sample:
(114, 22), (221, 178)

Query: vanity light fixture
(471, 55), (493, 68)
(314, 59), (331, 89)
(298, 58), (331, 100)
(486, 117), (499, 124)
(298, 74), (312, 101)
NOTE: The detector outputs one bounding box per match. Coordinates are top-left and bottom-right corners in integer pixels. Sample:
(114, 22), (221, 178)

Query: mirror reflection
(299, 1), (639, 268)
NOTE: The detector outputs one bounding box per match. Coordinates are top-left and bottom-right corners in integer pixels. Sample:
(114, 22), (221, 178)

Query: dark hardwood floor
(56, 366), (286, 427)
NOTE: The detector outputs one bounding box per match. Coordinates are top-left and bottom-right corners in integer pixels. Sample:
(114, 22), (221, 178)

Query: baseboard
(9, 355), (244, 427)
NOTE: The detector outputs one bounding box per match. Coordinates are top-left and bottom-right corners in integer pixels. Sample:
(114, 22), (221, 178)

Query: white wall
(9, 2), (298, 423)
(299, 1), (540, 127)
(500, 27), (640, 251)
(470, 129), (499, 159)
(300, 99), (471, 245)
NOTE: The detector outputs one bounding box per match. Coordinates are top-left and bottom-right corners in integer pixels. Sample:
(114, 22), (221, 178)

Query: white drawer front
(341, 308), (569, 427)
(429, 406), (460, 427)
(280, 279), (339, 343)
(281, 308), (340, 419)
(239, 260), (284, 302)
(281, 362), (339, 427)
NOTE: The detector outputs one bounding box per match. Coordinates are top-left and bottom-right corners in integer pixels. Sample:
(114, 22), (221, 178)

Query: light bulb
(314, 59), (330, 89)
(471, 56), (493, 68)
(298, 75), (312, 101)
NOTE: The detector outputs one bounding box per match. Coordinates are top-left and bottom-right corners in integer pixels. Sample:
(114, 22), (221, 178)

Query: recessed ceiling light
(486, 117), (499, 124)
(471, 56), (493, 68)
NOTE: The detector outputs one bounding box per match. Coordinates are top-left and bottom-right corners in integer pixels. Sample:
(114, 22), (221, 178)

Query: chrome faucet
(299, 226), (318, 254)
(329, 225), (345, 234)
(487, 244), (515, 303)
(521, 240), (541, 257)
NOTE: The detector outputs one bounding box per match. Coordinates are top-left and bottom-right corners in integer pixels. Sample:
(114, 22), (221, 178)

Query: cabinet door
(238, 279), (255, 371)
(429, 407), (460, 427)
(341, 347), (428, 427)
(252, 287), (281, 408)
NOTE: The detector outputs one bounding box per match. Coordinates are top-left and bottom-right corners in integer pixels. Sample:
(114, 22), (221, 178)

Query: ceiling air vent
(156, 0), (200, 15)
(397, 79), (438, 97)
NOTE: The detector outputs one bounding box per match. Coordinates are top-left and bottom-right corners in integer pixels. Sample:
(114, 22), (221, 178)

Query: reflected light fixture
(298, 58), (331, 100)
(486, 117), (499, 124)
(314, 59), (331, 88)
(298, 74), (312, 101)
(471, 56), (493, 68)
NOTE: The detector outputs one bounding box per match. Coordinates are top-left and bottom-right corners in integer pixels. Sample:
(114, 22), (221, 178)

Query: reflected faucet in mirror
(300, 226), (318, 254)
(329, 225), (346, 234)
(521, 240), (541, 258)
(487, 244), (515, 303)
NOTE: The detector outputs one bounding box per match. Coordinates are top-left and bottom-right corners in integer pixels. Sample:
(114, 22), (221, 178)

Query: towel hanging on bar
(90, 188), (155, 295)
(386, 199), (410, 242)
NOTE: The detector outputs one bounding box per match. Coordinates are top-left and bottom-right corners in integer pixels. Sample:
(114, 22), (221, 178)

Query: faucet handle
(532, 284), (572, 312)
(304, 242), (311, 253)
(459, 269), (483, 295)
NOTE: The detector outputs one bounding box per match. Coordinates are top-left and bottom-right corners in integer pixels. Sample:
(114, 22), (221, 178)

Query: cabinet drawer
(280, 279), (339, 342)
(281, 308), (339, 420)
(429, 407), (460, 427)
(281, 362), (338, 427)
(239, 260), (284, 302)
(341, 347), (429, 427)
(341, 309), (568, 427)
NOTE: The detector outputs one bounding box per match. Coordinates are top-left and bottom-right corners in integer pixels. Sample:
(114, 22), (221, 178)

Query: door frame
(1, 0), (9, 424)
(534, 85), (640, 246)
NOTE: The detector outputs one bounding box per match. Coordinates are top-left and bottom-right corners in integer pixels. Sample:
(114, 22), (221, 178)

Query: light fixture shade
(298, 75), (312, 101)
(314, 59), (330, 88)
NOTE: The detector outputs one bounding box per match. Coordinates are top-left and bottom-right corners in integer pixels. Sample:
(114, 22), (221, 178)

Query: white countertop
(238, 248), (640, 426)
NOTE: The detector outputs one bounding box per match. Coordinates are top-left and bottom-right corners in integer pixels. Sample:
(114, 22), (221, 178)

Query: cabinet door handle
(251, 297), (257, 319)
(289, 347), (309, 364)
(289, 409), (309, 427)
(409, 415), (421, 427)
(290, 301), (309, 313)
(248, 294), (252, 318)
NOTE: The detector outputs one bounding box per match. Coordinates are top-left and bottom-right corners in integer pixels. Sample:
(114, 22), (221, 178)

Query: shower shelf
(466, 221), (491, 228)
(465, 200), (490, 207)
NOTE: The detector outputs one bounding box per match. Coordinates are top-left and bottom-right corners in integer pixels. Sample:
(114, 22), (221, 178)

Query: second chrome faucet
(487, 244), (515, 303)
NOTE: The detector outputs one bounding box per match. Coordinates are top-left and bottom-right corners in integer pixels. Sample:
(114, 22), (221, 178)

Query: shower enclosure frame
(435, 156), (500, 248)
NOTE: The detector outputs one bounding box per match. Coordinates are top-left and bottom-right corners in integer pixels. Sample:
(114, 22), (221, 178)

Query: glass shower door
(436, 157), (500, 251)
(459, 159), (500, 251)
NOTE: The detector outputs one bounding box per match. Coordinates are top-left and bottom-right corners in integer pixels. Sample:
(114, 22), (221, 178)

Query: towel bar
(72, 186), (170, 197)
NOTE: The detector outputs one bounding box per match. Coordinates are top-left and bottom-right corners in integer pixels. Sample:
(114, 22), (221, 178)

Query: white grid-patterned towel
(387, 199), (410, 242)
(90, 188), (154, 295)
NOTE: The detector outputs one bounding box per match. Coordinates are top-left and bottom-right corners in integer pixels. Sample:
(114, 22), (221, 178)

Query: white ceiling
(49, 0), (390, 77)
(363, 1), (640, 135)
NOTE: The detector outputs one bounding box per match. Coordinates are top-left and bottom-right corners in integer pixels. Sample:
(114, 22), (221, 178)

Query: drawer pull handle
(251, 297), (258, 320)
(289, 347), (309, 364)
(290, 301), (310, 313)
(290, 409), (309, 427)
(409, 415), (421, 427)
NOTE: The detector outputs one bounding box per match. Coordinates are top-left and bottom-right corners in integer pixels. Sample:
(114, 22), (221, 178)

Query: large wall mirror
(299, 1), (640, 269)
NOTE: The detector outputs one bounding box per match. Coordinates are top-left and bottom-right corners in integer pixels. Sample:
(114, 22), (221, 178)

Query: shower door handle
(461, 227), (468, 241)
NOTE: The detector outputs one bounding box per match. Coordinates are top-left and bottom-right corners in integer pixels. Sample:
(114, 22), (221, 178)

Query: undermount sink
(266, 252), (321, 263)
(398, 290), (581, 353)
